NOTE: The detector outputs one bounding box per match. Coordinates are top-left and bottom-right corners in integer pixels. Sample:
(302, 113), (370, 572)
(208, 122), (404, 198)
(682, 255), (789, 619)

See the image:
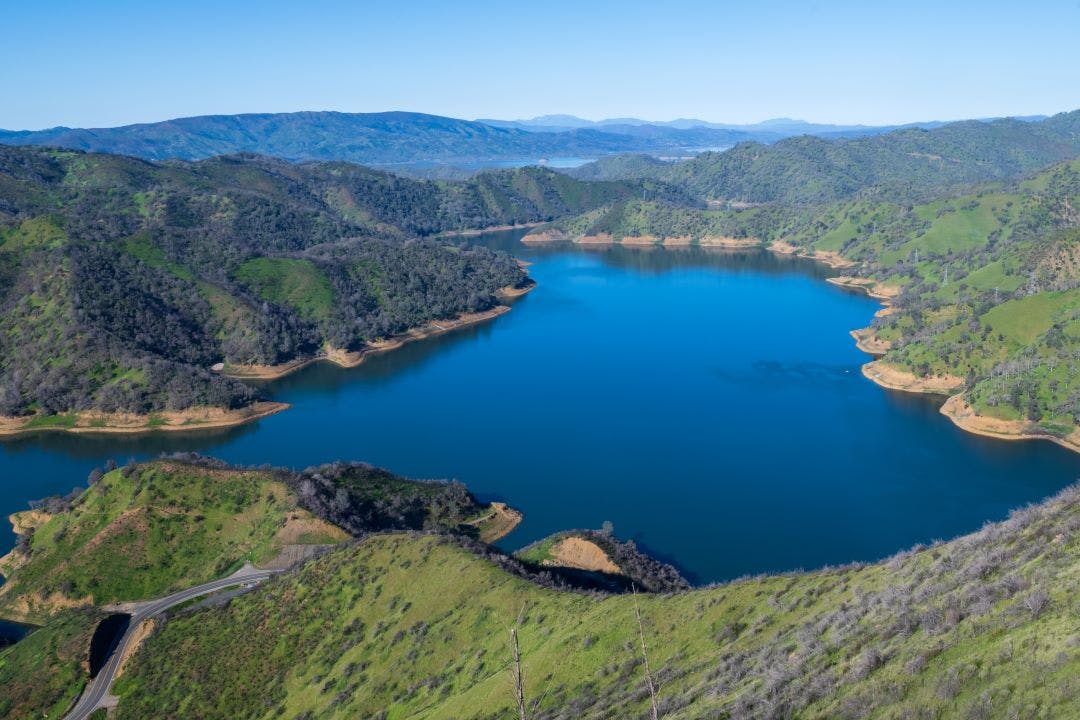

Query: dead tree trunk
(634, 586), (661, 720)
(511, 627), (528, 720)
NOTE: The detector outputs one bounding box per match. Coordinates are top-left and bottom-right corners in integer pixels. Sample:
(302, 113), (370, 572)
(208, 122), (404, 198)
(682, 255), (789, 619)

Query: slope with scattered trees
(104, 483), (1080, 719)
(0, 146), (670, 426)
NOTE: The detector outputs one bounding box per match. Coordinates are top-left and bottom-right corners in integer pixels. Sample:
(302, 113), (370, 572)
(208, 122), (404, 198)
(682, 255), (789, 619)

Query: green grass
(0, 609), (101, 720)
(232, 257), (335, 322)
(514, 535), (558, 564)
(981, 288), (1080, 347)
(910, 194), (1010, 255)
(121, 231), (194, 281)
(963, 259), (1025, 293)
(23, 413), (78, 429)
(0, 462), (345, 623)
(109, 484), (1080, 719)
(0, 216), (67, 254)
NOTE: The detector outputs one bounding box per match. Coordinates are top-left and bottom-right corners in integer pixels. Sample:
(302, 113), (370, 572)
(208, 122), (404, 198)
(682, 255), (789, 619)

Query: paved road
(63, 566), (281, 720)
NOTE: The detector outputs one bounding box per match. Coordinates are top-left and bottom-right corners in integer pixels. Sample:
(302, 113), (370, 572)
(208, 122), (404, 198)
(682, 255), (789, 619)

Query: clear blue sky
(3, 0), (1078, 130)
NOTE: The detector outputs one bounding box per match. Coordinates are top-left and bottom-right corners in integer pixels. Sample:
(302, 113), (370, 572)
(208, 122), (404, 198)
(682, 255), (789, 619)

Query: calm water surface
(2, 232), (1078, 582)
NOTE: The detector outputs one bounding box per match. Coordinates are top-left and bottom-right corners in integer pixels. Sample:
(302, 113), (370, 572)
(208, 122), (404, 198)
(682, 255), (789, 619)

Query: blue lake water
(2, 232), (1078, 582)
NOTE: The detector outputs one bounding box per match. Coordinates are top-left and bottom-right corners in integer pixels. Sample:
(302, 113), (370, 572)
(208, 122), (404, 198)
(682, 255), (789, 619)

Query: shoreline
(768, 240), (856, 270)
(824, 275), (901, 302)
(225, 281), (534, 381)
(467, 502), (524, 544)
(520, 229), (764, 250)
(0, 401), (288, 440)
(939, 395), (1080, 454)
(437, 221), (545, 238)
(0, 280), (534, 438)
(860, 361), (963, 395)
(850, 328), (891, 356)
(524, 229), (1080, 455)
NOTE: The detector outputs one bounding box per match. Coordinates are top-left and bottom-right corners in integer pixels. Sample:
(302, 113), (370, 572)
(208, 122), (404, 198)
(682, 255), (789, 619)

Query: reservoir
(2, 231), (1078, 582)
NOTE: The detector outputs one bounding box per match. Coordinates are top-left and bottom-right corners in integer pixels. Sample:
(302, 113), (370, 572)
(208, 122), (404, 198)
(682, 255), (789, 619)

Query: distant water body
(2, 231), (1078, 582)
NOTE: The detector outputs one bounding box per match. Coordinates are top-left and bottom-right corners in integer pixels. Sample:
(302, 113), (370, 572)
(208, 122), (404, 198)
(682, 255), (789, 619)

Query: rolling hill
(0, 146), (670, 428)
(566, 111), (1080, 204)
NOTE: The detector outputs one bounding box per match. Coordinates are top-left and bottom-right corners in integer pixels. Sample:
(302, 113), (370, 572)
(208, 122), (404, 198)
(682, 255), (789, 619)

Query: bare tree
(510, 626), (528, 720)
(633, 585), (661, 720)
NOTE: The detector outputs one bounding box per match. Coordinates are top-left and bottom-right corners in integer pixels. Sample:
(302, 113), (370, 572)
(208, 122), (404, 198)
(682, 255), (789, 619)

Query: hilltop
(0, 456), (513, 624)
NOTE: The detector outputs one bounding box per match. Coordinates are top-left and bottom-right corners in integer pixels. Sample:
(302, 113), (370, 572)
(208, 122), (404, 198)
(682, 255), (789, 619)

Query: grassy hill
(0, 608), (103, 720)
(102, 483), (1079, 719)
(0, 460), (347, 622)
(775, 158), (1080, 439)
(0, 462), (1076, 719)
(0, 457), (520, 718)
(0, 457), (510, 624)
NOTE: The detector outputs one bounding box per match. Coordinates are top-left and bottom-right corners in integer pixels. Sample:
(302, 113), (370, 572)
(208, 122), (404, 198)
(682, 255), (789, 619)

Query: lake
(2, 230), (1078, 582)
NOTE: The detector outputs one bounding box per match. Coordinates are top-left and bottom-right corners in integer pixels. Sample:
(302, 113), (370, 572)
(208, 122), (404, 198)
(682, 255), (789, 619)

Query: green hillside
(106, 484), (1079, 719)
(0, 609), (103, 720)
(0, 457), (510, 624)
(568, 111), (1080, 204)
(0, 461), (347, 622)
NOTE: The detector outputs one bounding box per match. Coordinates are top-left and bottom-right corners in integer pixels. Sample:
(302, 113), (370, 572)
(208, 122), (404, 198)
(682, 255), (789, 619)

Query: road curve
(63, 567), (281, 720)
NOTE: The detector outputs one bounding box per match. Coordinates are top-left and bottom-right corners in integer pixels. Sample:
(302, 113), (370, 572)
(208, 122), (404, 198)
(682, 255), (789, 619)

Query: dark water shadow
(0, 617), (33, 648)
(262, 309), (515, 396)
(89, 613), (130, 678)
(0, 418), (262, 461)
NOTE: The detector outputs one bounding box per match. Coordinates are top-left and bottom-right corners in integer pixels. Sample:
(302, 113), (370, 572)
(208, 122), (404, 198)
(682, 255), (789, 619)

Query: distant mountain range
(478, 114), (948, 136)
(1, 110), (1027, 173)
(479, 113), (1052, 139)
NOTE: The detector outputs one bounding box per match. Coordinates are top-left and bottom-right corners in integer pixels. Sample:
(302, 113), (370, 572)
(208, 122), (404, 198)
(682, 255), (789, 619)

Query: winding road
(62, 565), (281, 720)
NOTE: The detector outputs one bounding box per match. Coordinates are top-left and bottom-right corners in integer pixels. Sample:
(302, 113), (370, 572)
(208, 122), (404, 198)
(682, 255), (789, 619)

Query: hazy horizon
(1, 106), (1073, 134)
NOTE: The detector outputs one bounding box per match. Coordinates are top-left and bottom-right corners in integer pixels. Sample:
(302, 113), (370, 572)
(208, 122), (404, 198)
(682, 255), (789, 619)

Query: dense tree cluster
(286, 461), (486, 536)
(516, 528), (691, 593)
(1, 146), (648, 417)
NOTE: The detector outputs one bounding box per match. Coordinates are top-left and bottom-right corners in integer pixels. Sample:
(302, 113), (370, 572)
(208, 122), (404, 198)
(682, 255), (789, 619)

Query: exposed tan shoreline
(768, 240), (855, 269)
(0, 401), (289, 439)
(542, 537), (622, 575)
(520, 229), (570, 244)
(850, 328), (892, 356)
(825, 275), (901, 301)
(939, 395), (1080, 454)
(860, 361), (964, 395)
(437, 221), (545, 238)
(466, 502), (524, 543)
(225, 282), (534, 381)
(859, 364), (1080, 453)
(520, 229), (765, 249)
